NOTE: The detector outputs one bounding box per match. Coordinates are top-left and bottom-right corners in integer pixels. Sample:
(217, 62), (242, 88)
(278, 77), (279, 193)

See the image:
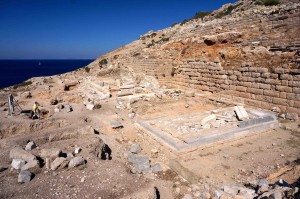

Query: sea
(0, 59), (93, 89)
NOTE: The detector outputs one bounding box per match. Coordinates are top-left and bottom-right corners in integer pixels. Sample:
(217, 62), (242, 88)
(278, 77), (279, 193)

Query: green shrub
(255, 0), (280, 6)
(192, 11), (212, 20)
(216, 3), (242, 18)
(180, 19), (189, 26)
(133, 52), (141, 57)
(13, 80), (32, 89)
(99, 58), (108, 65)
(171, 23), (178, 27)
(84, 67), (90, 73)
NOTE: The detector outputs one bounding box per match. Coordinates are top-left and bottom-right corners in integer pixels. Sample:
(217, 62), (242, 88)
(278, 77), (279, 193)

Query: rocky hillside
(86, 0), (300, 116)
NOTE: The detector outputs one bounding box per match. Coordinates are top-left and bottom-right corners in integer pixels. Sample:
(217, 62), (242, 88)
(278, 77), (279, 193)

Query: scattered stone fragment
(74, 147), (81, 154)
(272, 107), (281, 113)
(110, 120), (123, 129)
(45, 158), (51, 170)
(117, 91), (133, 97)
(18, 171), (32, 183)
(257, 178), (269, 194)
(67, 153), (74, 158)
(120, 85), (134, 89)
(40, 148), (61, 158)
(234, 106), (249, 121)
(155, 91), (163, 99)
(10, 148), (36, 162)
(130, 143), (142, 154)
(99, 81), (104, 87)
(54, 108), (60, 113)
(51, 157), (66, 171)
(128, 113), (136, 118)
(68, 157), (85, 168)
(64, 104), (73, 112)
(11, 159), (26, 170)
(201, 114), (216, 126)
(25, 141), (36, 151)
(185, 90), (195, 97)
(151, 163), (163, 173)
(86, 103), (95, 111)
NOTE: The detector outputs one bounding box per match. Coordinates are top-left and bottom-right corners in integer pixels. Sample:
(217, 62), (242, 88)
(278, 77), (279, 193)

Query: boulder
(21, 160), (40, 172)
(64, 104), (73, 112)
(10, 148), (36, 162)
(286, 113), (298, 120)
(185, 90), (195, 97)
(68, 157), (85, 168)
(128, 154), (151, 174)
(11, 159), (26, 170)
(40, 148), (61, 158)
(18, 171), (32, 183)
(25, 141), (36, 151)
(130, 143), (142, 154)
(110, 120), (123, 129)
(86, 103), (95, 111)
(151, 163), (163, 173)
(257, 179), (269, 194)
(51, 157), (66, 170)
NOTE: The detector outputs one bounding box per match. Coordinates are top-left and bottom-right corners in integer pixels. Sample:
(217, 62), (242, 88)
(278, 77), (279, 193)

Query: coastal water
(0, 59), (93, 89)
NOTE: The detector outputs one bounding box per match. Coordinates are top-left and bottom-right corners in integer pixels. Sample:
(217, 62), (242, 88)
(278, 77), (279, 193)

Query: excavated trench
(0, 118), (69, 139)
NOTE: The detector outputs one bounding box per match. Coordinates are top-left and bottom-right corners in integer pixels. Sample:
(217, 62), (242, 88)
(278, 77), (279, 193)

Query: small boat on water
(38, 61), (41, 66)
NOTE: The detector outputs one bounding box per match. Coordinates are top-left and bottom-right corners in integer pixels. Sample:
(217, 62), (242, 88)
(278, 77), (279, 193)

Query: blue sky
(0, 0), (237, 59)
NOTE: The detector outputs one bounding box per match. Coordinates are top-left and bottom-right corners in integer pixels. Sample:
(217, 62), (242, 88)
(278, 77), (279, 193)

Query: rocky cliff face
(87, 0), (300, 115)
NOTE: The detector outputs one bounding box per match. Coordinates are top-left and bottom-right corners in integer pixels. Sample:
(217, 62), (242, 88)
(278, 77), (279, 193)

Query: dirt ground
(0, 74), (299, 199)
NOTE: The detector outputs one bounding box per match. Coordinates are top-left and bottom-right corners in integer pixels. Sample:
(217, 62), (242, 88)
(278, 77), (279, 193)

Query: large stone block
(294, 101), (300, 109)
(261, 102), (273, 110)
(273, 98), (288, 106)
(279, 74), (293, 80)
(288, 81), (300, 87)
(236, 86), (247, 92)
(238, 92), (251, 98)
(265, 79), (281, 85)
(261, 73), (271, 78)
(259, 83), (271, 90)
(279, 92), (287, 99)
(169, 159), (199, 184)
(248, 88), (263, 95)
(286, 107), (300, 115)
(40, 148), (61, 158)
(275, 85), (292, 93)
(10, 148), (36, 162)
(243, 82), (252, 87)
(264, 90), (279, 98)
(257, 68), (268, 73)
(273, 68), (285, 74)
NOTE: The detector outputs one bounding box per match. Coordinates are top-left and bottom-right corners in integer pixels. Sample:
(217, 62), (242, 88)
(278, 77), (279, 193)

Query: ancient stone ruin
(0, 0), (299, 198)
